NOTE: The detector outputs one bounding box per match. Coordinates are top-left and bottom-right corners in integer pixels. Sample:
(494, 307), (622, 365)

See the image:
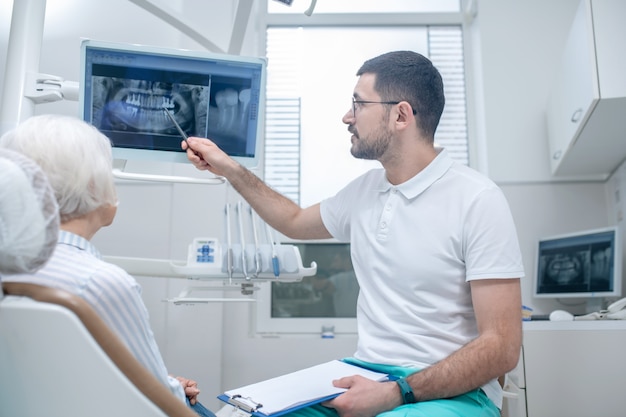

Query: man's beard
(350, 125), (393, 160)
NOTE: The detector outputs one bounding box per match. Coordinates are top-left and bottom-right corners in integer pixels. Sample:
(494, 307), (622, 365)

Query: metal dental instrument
(236, 201), (250, 280)
(249, 205), (262, 278)
(225, 204), (233, 282)
(265, 223), (280, 277)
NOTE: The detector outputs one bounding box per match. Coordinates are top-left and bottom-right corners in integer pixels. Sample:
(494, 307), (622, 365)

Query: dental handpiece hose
(265, 223), (280, 277)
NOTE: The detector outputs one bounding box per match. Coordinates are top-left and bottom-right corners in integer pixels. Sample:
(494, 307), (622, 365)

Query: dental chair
(0, 281), (198, 417)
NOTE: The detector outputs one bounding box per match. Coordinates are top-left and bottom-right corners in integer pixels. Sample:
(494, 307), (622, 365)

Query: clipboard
(218, 360), (389, 417)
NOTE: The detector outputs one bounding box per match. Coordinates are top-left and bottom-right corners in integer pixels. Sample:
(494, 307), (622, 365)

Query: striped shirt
(2, 230), (186, 402)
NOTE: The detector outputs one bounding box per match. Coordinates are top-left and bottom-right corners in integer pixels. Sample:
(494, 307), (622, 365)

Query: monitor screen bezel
(533, 226), (622, 299)
(255, 239), (358, 335)
(79, 39), (267, 169)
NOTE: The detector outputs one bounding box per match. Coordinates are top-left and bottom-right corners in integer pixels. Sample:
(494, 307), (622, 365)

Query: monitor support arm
(24, 71), (79, 104)
(128, 0), (255, 55)
(0, 0), (78, 129)
(0, 0), (47, 134)
(112, 160), (226, 185)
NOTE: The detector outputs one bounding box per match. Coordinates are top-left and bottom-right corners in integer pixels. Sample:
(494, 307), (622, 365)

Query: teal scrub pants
(283, 358), (500, 417)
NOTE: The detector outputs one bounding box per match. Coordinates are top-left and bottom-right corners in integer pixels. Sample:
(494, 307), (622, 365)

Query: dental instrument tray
(169, 237), (316, 282)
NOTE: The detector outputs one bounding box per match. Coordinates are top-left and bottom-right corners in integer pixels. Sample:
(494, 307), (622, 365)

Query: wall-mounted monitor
(534, 226), (622, 306)
(79, 40), (266, 169)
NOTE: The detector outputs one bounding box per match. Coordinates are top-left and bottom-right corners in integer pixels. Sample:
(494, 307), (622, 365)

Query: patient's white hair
(0, 114), (117, 223)
(0, 149), (59, 274)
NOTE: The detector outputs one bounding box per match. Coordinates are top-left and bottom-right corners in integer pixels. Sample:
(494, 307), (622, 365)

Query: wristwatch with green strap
(395, 377), (417, 404)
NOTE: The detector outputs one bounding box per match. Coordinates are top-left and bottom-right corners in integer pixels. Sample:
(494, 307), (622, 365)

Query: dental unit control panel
(174, 236), (312, 281)
(188, 238), (221, 267)
(171, 202), (316, 282)
(104, 202), (317, 304)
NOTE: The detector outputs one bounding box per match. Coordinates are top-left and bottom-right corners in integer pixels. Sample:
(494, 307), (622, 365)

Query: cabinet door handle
(571, 108), (583, 123)
(553, 150), (562, 160)
(502, 384), (519, 399)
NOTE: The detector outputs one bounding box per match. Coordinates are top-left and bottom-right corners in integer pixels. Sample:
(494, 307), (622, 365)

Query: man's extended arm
(185, 137), (330, 240)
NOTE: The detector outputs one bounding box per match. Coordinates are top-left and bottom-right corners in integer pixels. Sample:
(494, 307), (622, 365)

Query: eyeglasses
(351, 97), (416, 118)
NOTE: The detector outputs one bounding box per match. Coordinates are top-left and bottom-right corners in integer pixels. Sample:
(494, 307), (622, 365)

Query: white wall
(476, 0), (578, 183)
(0, 0), (617, 412)
(473, 0), (614, 316)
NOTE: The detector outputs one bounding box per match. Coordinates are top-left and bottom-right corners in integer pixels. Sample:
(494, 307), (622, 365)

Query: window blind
(264, 26), (468, 204)
(429, 26), (469, 165)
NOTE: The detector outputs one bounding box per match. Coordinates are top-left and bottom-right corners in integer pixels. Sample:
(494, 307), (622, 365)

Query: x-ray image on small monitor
(534, 226), (621, 299)
(79, 40), (266, 168)
(255, 240), (359, 335)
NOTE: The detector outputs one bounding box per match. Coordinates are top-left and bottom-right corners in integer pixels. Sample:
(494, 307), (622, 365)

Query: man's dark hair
(357, 51), (445, 140)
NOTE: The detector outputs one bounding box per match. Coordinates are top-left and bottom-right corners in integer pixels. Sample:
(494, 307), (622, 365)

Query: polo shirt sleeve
(463, 186), (525, 281)
(321, 169), (385, 241)
(320, 181), (359, 242)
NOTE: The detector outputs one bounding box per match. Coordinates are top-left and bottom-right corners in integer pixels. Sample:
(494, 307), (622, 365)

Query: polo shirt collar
(375, 147), (453, 199)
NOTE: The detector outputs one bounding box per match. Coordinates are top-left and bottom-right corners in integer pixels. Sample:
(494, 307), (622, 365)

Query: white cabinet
(501, 381), (527, 417)
(546, 0), (626, 178)
(521, 320), (626, 417)
(501, 348), (527, 417)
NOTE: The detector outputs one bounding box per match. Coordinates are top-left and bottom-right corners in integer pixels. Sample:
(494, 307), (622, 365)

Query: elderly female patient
(0, 114), (216, 417)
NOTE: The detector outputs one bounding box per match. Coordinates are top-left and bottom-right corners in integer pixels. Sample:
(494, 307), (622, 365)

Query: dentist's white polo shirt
(320, 148), (524, 408)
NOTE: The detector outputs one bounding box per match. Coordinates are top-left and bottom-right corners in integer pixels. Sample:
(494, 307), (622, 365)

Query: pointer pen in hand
(163, 106), (188, 141)
(162, 106), (200, 156)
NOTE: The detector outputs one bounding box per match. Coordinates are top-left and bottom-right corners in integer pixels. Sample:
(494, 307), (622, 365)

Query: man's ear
(394, 101), (414, 127)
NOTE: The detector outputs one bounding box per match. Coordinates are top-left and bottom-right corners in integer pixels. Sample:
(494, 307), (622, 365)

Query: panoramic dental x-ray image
(90, 66), (253, 156)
